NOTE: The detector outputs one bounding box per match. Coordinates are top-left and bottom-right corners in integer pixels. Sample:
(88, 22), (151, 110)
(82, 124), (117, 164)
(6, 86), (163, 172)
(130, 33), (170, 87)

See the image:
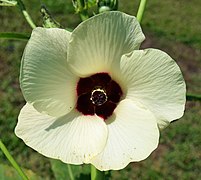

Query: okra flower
(15, 11), (186, 171)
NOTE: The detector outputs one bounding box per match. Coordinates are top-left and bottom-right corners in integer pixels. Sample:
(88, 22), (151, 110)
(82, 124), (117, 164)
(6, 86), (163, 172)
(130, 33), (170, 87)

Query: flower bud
(97, 0), (118, 13)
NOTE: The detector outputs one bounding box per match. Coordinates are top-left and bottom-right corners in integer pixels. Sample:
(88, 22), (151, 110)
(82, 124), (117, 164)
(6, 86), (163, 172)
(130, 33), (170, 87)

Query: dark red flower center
(76, 73), (123, 120)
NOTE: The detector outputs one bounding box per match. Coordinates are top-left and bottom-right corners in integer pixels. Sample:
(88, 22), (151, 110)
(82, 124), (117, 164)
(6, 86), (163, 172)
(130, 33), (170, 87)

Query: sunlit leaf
(87, 0), (97, 8)
(0, 0), (17, 6)
(0, 164), (42, 180)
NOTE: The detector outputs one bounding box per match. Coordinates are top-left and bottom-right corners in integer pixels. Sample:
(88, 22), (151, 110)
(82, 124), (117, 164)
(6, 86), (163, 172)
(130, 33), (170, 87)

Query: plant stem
(16, 0), (36, 29)
(91, 165), (105, 180)
(0, 32), (30, 40)
(67, 164), (75, 180)
(136, 0), (147, 23)
(186, 93), (201, 101)
(0, 140), (28, 180)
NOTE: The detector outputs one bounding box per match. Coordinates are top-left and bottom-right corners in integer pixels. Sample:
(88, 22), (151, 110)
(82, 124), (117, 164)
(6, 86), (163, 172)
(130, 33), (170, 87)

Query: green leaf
(0, 164), (42, 180)
(0, 32), (30, 40)
(0, 0), (17, 6)
(50, 159), (90, 180)
(186, 93), (201, 101)
(87, 0), (97, 8)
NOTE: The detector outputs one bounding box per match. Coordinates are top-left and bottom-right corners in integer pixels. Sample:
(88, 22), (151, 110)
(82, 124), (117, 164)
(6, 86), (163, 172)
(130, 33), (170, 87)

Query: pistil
(90, 88), (108, 106)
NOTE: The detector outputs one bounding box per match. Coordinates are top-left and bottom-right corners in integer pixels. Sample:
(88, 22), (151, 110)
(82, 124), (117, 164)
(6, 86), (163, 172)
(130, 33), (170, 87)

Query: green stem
(186, 93), (201, 101)
(91, 165), (105, 180)
(136, 0), (147, 23)
(0, 140), (28, 180)
(0, 32), (30, 40)
(67, 164), (75, 180)
(16, 0), (36, 29)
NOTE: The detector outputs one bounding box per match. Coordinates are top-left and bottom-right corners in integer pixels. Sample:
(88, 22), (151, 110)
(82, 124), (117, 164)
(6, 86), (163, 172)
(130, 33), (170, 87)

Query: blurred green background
(0, 0), (201, 179)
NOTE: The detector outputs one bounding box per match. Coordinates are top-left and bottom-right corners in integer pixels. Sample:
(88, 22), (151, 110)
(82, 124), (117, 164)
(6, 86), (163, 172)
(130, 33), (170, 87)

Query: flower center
(90, 88), (107, 106)
(76, 73), (123, 120)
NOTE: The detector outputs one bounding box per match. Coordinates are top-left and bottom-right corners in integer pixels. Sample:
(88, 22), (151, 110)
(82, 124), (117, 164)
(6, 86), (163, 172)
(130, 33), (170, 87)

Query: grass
(0, 0), (201, 179)
(121, 0), (201, 49)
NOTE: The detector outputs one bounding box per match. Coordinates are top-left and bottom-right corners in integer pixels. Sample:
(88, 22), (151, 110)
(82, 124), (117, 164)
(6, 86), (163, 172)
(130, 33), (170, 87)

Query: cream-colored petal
(20, 27), (78, 117)
(91, 99), (159, 171)
(68, 11), (145, 77)
(15, 104), (108, 164)
(120, 49), (186, 129)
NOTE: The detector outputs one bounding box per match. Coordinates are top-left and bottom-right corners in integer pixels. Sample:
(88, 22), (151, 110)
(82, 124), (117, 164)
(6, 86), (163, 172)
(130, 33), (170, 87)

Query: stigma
(90, 88), (108, 106)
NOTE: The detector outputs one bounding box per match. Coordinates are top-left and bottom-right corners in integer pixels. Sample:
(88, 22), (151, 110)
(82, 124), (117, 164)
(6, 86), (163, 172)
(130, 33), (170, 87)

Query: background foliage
(0, 0), (201, 179)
